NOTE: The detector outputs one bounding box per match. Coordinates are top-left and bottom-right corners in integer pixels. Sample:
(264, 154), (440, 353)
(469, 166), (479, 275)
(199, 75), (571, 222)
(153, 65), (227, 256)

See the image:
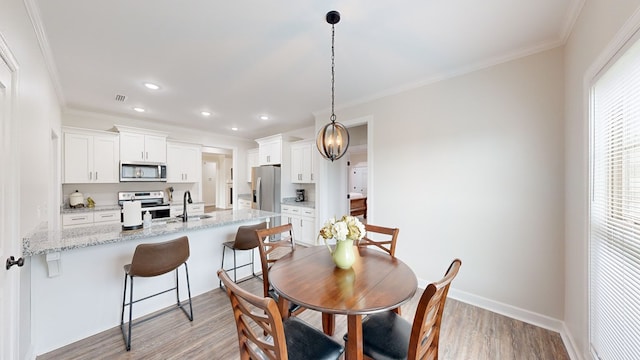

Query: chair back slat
(218, 269), (288, 360)
(358, 224), (399, 256)
(255, 224), (296, 298)
(408, 259), (462, 360)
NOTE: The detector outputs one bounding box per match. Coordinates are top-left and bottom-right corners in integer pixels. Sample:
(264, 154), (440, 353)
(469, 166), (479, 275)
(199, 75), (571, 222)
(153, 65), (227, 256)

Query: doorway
(346, 124), (368, 222)
(201, 148), (233, 212)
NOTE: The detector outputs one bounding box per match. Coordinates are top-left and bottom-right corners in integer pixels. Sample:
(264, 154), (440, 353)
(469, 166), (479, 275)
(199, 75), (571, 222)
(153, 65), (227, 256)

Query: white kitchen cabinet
(281, 204), (316, 245)
(291, 140), (315, 183)
(167, 141), (202, 183)
(62, 213), (93, 228)
(63, 129), (119, 184)
(256, 134), (283, 165)
(93, 210), (121, 224)
(238, 198), (252, 210)
(62, 209), (120, 229)
(170, 203), (205, 217)
(189, 203), (205, 215)
(119, 132), (167, 163)
(247, 148), (258, 182)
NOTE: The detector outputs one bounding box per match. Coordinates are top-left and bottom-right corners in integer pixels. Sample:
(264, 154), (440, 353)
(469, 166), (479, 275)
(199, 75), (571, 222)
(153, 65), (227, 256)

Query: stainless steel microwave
(120, 163), (167, 182)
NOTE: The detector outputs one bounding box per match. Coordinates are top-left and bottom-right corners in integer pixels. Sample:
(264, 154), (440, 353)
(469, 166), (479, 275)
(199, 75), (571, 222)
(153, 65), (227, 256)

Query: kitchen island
(24, 209), (277, 356)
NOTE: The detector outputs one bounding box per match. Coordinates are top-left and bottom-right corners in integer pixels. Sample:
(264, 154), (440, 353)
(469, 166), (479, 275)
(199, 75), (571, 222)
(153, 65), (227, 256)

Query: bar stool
(219, 222), (267, 287)
(120, 236), (193, 351)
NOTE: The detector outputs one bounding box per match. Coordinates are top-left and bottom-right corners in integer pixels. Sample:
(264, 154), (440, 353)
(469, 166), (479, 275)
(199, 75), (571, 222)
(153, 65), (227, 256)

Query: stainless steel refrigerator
(251, 165), (281, 226)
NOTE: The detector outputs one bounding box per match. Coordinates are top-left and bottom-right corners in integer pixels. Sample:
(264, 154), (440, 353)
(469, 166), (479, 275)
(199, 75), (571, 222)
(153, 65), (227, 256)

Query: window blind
(590, 35), (640, 360)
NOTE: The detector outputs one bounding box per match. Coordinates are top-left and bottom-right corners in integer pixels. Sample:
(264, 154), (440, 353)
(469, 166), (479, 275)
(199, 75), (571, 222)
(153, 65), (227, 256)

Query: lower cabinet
(238, 198), (252, 210)
(281, 204), (316, 245)
(170, 203), (205, 217)
(62, 209), (121, 229)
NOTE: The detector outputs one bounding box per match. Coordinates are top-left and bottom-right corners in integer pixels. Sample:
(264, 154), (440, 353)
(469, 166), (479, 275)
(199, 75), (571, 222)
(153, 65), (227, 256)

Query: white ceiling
(32, 0), (583, 140)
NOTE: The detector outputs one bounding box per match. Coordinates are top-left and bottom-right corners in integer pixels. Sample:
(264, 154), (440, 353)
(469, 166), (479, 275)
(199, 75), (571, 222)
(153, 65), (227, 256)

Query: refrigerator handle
(256, 177), (262, 210)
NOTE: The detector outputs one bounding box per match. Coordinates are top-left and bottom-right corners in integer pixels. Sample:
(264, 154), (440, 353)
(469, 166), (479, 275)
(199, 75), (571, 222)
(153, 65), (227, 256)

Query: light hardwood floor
(38, 277), (570, 360)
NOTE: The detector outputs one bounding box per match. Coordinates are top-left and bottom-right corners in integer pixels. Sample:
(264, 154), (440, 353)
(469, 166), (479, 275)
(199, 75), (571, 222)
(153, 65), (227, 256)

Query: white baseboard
(420, 282), (583, 360)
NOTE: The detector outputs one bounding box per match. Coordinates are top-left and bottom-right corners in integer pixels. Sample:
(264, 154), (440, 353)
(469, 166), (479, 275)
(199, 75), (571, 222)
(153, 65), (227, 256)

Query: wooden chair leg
(322, 313), (335, 336)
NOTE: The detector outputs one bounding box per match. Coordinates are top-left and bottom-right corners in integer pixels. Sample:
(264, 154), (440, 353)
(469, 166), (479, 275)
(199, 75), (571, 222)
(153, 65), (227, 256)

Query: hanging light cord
(330, 23), (336, 123)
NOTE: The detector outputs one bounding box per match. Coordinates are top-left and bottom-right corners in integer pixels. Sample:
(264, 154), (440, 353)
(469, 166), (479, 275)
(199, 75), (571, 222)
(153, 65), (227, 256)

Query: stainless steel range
(118, 190), (170, 220)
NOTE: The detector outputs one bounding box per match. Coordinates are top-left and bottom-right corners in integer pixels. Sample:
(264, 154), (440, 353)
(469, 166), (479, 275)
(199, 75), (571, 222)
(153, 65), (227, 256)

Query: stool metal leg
(123, 276), (134, 351)
(220, 244), (258, 287)
(183, 263), (194, 320)
(219, 246), (227, 288)
(120, 273), (128, 349)
(232, 248), (237, 283)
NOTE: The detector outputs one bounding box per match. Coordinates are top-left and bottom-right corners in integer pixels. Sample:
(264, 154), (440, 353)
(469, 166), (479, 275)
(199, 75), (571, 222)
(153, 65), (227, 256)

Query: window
(590, 35), (640, 359)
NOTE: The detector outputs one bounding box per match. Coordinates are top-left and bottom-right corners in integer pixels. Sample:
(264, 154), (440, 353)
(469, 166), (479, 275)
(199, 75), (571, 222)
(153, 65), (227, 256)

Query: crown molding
(23, 0), (66, 106)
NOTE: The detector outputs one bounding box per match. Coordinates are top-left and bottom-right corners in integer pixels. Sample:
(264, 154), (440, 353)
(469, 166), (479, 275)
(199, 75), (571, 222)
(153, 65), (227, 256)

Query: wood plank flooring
(38, 277), (570, 360)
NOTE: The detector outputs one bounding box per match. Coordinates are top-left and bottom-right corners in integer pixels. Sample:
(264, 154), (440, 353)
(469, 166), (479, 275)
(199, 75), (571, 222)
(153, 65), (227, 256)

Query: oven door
(120, 206), (170, 222)
(146, 207), (170, 219)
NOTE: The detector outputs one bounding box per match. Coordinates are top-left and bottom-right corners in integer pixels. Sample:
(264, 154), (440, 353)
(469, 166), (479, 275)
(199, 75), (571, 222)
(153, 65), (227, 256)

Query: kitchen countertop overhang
(23, 209), (278, 256)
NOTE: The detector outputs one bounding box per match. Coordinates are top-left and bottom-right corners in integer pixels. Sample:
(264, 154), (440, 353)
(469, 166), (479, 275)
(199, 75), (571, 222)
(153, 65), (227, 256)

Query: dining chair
(120, 236), (193, 351)
(255, 223), (305, 316)
(358, 223), (400, 256)
(256, 223), (337, 336)
(217, 269), (345, 360)
(219, 221), (267, 287)
(346, 258), (462, 360)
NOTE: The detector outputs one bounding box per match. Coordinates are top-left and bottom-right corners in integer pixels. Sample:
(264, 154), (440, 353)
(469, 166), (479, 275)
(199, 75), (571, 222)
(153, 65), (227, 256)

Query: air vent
(115, 94), (127, 102)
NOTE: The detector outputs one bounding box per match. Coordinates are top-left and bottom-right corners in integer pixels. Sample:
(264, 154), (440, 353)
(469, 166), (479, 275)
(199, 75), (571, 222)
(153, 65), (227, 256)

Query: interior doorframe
(0, 32), (21, 360)
(317, 115), (373, 229)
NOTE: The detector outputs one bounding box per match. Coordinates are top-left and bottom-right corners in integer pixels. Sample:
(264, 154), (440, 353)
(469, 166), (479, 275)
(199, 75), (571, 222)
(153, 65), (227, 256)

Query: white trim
(23, 0), (66, 106)
(0, 31), (21, 360)
(447, 287), (563, 332)
(580, 7), (640, 360)
(0, 34), (19, 72)
(446, 287), (582, 360)
(416, 276), (583, 359)
(560, 1), (586, 44)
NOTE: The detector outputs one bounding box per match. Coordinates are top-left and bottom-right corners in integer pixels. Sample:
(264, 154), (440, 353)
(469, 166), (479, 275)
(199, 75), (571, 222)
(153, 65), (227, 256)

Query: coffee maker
(295, 189), (305, 202)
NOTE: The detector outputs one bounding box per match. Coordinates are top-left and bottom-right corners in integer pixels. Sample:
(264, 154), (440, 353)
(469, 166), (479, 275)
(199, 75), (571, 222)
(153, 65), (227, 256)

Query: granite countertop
(238, 193), (252, 200)
(282, 197), (315, 208)
(23, 209), (278, 256)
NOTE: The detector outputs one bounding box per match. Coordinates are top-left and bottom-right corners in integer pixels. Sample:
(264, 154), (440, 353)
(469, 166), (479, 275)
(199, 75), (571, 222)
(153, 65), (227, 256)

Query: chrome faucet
(182, 190), (192, 222)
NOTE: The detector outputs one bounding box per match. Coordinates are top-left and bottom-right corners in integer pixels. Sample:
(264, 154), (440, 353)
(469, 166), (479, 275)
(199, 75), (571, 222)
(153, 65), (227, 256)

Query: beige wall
(317, 47), (566, 322)
(564, 0), (640, 358)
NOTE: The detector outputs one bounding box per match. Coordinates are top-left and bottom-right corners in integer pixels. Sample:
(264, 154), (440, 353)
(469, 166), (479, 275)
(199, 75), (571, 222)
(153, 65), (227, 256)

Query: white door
(1, 39), (20, 360)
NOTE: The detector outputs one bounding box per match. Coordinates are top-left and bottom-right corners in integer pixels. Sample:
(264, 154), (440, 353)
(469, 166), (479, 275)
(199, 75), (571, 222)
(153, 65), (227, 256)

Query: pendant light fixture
(317, 10), (350, 162)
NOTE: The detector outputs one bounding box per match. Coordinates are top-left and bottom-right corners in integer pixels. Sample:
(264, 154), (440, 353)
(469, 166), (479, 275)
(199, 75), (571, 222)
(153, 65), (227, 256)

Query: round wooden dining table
(269, 245), (418, 360)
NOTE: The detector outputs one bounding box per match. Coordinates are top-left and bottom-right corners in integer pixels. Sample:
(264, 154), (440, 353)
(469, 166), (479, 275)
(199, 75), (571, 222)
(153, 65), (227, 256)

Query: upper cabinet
(63, 127), (119, 184)
(115, 125), (168, 163)
(291, 140), (315, 183)
(166, 141), (202, 183)
(247, 148), (258, 182)
(256, 134), (283, 165)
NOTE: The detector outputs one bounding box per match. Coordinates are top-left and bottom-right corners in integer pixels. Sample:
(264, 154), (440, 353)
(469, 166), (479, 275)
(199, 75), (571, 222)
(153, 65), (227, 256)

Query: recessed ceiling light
(133, 107), (145, 112)
(201, 111), (211, 117)
(144, 82), (160, 90)
(260, 115), (269, 120)
(231, 127), (238, 131)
